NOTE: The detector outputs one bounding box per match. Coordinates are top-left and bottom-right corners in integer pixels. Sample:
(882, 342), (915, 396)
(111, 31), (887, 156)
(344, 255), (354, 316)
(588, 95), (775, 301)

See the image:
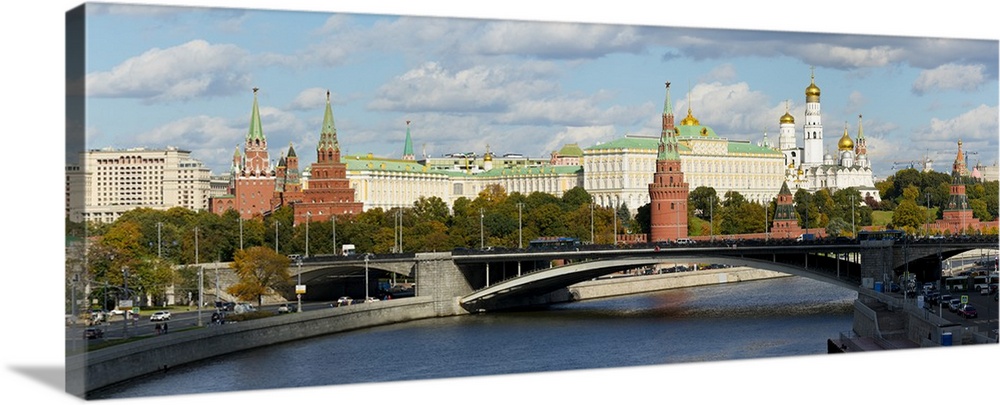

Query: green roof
(556, 143), (584, 157)
(727, 141), (783, 156)
(343, 155), (433, 173)
(436, 165), (583, 179)
(675, 123), (720, 139)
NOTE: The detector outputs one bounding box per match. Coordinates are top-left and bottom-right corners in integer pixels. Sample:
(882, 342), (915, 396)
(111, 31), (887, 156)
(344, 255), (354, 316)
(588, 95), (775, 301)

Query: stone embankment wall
(69, 297), (438, 397)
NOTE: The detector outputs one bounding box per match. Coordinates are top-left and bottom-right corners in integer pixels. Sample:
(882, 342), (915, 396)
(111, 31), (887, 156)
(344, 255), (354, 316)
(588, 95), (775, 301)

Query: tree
(688, 186), (719, 220)
(891, 199), (925, 232)
(560, 186), (592, 209)
(227, 246), (292, 306)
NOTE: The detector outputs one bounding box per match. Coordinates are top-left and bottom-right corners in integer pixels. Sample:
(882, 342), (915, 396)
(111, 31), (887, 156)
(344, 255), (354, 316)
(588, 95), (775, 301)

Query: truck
(795, 233), (816, 242)
(341, 244), (356, 256)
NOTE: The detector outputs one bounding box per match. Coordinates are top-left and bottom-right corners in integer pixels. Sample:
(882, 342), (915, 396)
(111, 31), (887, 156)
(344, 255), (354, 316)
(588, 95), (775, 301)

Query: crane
(892, 153), (934, 172)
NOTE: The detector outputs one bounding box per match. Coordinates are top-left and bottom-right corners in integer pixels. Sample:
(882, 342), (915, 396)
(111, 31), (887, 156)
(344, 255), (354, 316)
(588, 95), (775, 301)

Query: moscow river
(91, 275), (858, 400)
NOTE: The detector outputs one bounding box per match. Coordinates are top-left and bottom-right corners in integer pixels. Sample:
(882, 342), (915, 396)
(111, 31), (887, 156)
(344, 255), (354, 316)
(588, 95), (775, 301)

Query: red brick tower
(938, 140), (978, 234)
(771, 181), (803, 238)
(272, 142), (303, 209)
(293, 91), (363, 225)
(211, 88), (276, 218)
(649, 82), (688, 242)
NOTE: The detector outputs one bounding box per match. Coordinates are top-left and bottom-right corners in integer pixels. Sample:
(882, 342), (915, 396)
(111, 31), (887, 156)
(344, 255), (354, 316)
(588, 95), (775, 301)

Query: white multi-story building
(585, 82), (786, 213)
(66, 146), (213, 223)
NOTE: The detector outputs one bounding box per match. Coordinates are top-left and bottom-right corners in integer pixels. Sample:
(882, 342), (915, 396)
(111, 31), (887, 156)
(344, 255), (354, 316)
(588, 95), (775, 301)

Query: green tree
(688, 186), (719, 220)
(226, 246), (291, 306)
(891, 199), (925, 232)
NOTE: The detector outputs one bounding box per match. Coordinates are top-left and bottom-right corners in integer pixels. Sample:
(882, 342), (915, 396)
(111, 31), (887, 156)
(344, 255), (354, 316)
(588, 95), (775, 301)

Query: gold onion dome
(838, 125), (854, 151)
(780, 111), (795, 124)
(680, 107), (700, 126)
(805, 70), (821, 103)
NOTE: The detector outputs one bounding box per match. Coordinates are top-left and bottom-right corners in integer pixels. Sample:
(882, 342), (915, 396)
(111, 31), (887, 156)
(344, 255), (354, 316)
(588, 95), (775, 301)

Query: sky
(72, 1), (998, 181)
(3, 2), (998, 405)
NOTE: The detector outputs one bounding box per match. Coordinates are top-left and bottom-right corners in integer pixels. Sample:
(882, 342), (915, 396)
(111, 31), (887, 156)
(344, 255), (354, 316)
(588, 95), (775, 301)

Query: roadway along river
(91, 275), (857, 400)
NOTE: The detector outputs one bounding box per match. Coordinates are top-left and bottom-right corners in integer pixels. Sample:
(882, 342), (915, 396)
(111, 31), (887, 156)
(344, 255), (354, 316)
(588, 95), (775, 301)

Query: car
(150, 311), (171, 321)
(84, 328), (104, 340)
(89, 310), (107, 324)
(336, 296), (353, 306)
(947, 299), (962, 312)
(109, 308), (126, 317)
(364, 297), (379, 303)
(937, 294), (952, 306)
(958, 304), (978, 319)
(277, 303), (297, 313)
(215, 301), (235, 311)
(676, 238), (695, 245)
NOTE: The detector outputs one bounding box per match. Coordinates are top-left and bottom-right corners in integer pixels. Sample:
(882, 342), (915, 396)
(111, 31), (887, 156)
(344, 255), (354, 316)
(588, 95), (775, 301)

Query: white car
(150, 311), (171, 321)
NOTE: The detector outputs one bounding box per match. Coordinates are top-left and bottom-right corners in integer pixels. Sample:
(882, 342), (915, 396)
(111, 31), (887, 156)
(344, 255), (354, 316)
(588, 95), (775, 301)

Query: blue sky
(73, 1), (998, 180)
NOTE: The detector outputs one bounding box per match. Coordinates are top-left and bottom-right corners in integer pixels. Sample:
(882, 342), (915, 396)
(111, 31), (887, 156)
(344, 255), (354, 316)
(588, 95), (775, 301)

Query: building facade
(66, 146), (212, 223)
(584, 83), (786, 213)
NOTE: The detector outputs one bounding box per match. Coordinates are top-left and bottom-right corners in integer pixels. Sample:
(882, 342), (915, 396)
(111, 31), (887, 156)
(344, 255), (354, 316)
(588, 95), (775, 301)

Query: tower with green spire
(317, 90), (341, 164)
(243, 87), (271, 176)
(649, 81), (688, 242)
(293, 89), (363, 225)
(211, 88), (277, 219)
(402, 120), (415, 161)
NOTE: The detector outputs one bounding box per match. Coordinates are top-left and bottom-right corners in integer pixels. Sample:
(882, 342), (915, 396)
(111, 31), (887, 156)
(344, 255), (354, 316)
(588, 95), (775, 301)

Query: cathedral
(780, 70), (881, 203)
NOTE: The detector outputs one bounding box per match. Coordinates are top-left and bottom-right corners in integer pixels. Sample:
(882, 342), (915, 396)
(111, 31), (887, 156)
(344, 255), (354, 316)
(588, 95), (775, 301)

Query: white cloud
(542, 126), (618, 156)
(369, 62), (560, 113)
(470, 20), (645, 58)
(795, 44), (903, 69)
(912, 63), (988, 95)
(847, 91), (867, 112)
(134, 115), (241, 149)
(700, 63), (738, 83)
(677, 82), (773, 134)
(289, 87), (334, 111)
(86, 40), (252, 102)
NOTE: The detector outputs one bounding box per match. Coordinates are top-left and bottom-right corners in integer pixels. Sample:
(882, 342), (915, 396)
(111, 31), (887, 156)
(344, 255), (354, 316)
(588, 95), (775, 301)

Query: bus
(857, 229), (905, 242)
(943, 275), (969, 292)
(528, 237), (581, 250)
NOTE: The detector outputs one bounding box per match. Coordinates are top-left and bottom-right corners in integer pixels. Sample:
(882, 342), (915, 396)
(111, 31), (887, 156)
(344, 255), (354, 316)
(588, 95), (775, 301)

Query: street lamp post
(764, 201), (769, 241)
(925, 193), (930, 236)
(122, 266), (129, 338)
(479, 208), (485, 249)
(156, 222), (162, 258)
(364, 254), (370, 301)
(239, 215), (243, 251)
(331, 215), (337, 256)
(590, 203), (595, 244)
(517, 202), (524, 249)
(274, 221), (279, 253)
(709, 196), (714, 242)
(195, 226), (203, 327)
(852, 194), (857, 237)
(305, 212), (311, 258)
(296, 258), (302, 313)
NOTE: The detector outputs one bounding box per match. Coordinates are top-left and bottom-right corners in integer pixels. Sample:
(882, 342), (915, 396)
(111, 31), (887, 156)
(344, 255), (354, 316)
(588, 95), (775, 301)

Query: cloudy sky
(72, 1), (998, 180)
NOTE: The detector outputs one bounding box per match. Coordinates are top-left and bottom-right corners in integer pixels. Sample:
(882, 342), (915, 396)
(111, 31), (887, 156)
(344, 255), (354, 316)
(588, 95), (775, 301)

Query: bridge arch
(459, 254), (861, 312)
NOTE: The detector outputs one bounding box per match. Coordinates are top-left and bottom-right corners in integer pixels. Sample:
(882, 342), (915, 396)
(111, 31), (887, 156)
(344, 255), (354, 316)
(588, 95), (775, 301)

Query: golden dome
(680, 107), (700, 126)
(837, 126), (854, 151)
(805, 69), (820, 102)
(780, 111), (795, 124)
(483, 152), (492, 161)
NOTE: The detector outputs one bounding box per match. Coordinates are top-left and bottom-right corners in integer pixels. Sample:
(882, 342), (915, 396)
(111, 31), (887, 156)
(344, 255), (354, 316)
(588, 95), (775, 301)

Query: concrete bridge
(286, 236), (997, 313)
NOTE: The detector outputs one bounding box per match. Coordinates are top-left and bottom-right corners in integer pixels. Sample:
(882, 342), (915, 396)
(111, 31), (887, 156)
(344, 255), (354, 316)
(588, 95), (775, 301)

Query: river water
(90, 276), (857, 400)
